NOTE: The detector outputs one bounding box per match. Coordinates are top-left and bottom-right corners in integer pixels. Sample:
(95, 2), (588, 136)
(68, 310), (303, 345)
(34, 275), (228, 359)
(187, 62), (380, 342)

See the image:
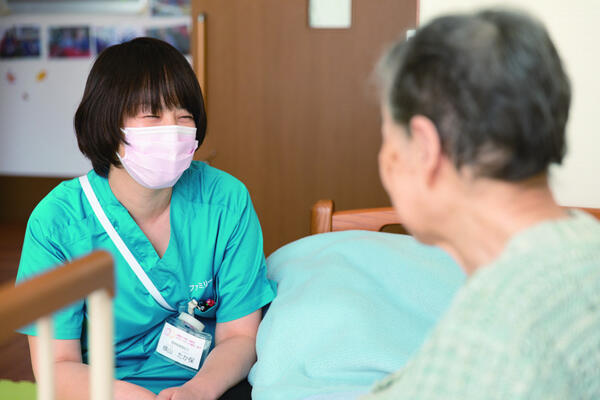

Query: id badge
(155, 314), (212, 370)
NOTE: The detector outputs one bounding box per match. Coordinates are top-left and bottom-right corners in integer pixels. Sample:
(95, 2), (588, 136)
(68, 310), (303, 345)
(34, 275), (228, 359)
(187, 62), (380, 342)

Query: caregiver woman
(16, 38), (275, 400)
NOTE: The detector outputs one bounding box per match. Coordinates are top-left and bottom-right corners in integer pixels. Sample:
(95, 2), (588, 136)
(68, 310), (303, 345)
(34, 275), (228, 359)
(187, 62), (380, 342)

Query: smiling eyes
(142, 113), (193, 120)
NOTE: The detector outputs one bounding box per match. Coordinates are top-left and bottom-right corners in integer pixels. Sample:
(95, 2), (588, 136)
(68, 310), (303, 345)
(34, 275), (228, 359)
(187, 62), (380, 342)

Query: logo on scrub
(189, 279), (212, 292)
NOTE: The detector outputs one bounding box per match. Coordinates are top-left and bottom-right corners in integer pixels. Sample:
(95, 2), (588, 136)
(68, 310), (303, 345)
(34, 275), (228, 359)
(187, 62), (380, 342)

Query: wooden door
(192, 0), (417, 254)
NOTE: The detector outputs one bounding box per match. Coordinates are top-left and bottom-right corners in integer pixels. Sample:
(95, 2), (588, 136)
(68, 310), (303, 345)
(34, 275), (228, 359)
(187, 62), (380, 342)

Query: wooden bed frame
(311, 199), (600, 234)
(0, 251), (114, 400)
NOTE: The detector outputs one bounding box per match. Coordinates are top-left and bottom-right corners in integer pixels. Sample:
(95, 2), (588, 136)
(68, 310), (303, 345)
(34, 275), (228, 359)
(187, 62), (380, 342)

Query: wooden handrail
(333, 206), (600, 231)
(311, 199), (600, 234)
(311, 199), (334, 234)
(578, 207), (600, 220)
(332, 207), (401, 232)
(0, 250), (114, 342)
(311, 200), (401, 234)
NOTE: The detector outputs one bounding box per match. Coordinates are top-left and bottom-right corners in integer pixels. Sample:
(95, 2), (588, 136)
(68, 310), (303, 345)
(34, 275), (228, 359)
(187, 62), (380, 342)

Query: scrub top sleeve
(215, 189), (276, 323)
(15, 217), (85, 340)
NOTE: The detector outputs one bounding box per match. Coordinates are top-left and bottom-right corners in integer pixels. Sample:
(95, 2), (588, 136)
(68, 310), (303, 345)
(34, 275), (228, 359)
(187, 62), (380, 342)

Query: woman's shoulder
(28, 176), (88, 232)
(185, 161), (246, 189)
(179, 161), (251, 211)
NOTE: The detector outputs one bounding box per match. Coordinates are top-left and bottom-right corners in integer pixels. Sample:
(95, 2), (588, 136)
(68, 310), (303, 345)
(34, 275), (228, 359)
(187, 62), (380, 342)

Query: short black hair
(74, 37), (207, 177)
(377, 9), (571, 181)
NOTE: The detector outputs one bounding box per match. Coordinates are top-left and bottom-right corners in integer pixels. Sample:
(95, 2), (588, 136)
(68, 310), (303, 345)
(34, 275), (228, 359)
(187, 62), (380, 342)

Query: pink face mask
(117, 125), (199, 189)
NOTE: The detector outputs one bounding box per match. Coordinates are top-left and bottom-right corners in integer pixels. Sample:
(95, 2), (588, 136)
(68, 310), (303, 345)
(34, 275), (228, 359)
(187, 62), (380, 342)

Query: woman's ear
(408, 115), (443, 186)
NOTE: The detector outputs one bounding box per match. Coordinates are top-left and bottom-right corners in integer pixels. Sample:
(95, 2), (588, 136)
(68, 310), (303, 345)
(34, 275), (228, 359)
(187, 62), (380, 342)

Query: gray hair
(374, 9), (571, 181)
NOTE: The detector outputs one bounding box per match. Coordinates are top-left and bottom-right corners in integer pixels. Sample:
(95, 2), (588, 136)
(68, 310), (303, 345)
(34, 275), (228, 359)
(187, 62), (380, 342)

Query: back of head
(377, 9), (571, 181)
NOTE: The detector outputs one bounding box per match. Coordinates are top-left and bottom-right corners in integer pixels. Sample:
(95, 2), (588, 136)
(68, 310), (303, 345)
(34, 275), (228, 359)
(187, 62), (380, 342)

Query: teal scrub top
(16, 161), (276, 394)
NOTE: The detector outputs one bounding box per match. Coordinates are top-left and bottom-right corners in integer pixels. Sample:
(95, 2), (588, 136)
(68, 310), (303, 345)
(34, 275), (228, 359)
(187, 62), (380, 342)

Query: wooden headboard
(311, 199), (600, 234)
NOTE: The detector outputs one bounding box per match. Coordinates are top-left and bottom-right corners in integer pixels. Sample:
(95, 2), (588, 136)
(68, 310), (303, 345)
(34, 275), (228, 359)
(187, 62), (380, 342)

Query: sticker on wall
(94, 26), (143, 55)
(48, 26), (91, 58)
(36, 70), (47, 82)
(145, 24), (190, 55)
(0, 25), (41, 59)
(151, 0), (191, 16)
(6, 70), (16, 84)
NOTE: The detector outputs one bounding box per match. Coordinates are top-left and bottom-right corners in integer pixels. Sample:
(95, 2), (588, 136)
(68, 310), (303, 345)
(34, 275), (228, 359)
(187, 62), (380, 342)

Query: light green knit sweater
(362, 210), (600, 400)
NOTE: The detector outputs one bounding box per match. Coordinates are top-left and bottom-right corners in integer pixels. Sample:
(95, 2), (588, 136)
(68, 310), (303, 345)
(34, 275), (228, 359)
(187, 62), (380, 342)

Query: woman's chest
(136, 214), (171, 259)
(109, 244), (219, 341)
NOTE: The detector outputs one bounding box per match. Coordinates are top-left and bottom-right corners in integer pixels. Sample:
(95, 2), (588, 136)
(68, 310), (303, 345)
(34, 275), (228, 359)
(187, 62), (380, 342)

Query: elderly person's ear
(408, 115), (444, 186)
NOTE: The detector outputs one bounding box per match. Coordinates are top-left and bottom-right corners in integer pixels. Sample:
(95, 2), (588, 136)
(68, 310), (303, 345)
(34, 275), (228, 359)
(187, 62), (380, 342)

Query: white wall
(420, 0), (600, 208)
(0, 12), (189, 177)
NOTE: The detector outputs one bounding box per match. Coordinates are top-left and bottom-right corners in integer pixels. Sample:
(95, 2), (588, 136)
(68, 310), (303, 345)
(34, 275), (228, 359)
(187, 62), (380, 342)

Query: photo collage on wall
(0, 25), (41, 58)
(0, 0), (191, 60)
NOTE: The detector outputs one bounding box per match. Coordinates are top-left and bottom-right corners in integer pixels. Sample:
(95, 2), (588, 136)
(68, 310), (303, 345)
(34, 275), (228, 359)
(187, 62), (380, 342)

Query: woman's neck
(107, 166), (172, 224)
(435, 175), (568, 275)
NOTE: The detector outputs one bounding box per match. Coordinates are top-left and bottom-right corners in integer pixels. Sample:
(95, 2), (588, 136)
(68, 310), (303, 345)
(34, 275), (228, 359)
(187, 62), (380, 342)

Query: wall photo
(151, 0), (190, 16)
(0, 25), (41, 59)
(95, 26), (143, 54)
(48, 26), (91, 58)
(145, 24), (189, 55)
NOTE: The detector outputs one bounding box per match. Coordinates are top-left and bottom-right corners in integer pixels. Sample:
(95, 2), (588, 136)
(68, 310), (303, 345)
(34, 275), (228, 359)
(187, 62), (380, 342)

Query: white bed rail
(0, 251), (115, 400)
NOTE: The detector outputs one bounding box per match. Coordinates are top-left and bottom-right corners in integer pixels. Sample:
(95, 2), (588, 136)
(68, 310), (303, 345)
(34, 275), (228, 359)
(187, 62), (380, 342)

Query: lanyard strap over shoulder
(79, 175), (175, 311)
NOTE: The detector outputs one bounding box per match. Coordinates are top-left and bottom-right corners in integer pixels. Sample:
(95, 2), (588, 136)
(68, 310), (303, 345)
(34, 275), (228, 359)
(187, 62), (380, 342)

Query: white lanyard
(79, 175), (175, 311)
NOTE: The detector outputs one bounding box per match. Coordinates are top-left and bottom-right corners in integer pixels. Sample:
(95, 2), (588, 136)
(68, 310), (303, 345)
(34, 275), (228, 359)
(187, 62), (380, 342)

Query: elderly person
(364, 9), (600, 400)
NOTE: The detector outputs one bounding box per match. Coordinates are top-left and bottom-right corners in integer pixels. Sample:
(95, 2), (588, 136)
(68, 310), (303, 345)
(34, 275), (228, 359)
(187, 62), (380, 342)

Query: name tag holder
(156, 312), (212, 371)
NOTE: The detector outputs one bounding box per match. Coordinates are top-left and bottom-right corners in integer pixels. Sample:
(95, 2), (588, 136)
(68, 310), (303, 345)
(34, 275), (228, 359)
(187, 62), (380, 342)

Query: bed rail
(0, 250), (114, 400)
